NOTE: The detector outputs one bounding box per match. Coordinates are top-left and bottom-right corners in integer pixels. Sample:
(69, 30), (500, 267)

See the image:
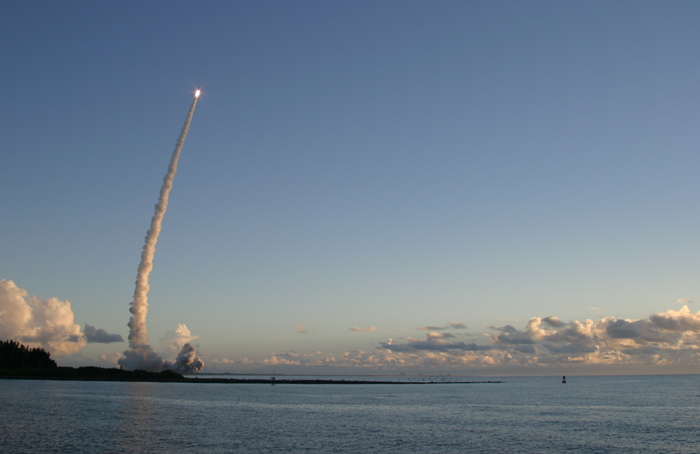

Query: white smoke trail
(119, 92), (204, 373)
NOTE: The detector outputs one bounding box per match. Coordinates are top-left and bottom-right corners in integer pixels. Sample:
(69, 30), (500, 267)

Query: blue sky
(2, 1), (700, 375)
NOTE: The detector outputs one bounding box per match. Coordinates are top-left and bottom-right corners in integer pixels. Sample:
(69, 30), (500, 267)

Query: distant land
(0, 340), (500, 384)
(0, 366), (501, 384)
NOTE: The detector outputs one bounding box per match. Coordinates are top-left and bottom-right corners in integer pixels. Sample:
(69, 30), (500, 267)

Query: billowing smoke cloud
(171, 343), (204, 374)
(0, 279), (123, 355)
(118, 331), (203, 373)
(118, 93), (203, 373)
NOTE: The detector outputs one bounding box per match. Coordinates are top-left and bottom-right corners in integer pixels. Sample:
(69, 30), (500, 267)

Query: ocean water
(1, 375), (698, 453)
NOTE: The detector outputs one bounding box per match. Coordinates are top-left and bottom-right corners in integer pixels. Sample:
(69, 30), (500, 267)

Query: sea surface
(1, 374), (698, 453)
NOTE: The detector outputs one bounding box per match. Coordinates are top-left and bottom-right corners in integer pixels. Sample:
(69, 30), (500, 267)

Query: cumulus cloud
(483, 305), (700, 367)
(259, 354), (301, 366)
(678, 299), (691, 305)
(490, 317), (546, 345)
(349, 326), (376, 332)
(160, 324), (198, 354)
(295, 323), (308, 334)
(84, 324), (124, 343)
(0, 279), (122, 355)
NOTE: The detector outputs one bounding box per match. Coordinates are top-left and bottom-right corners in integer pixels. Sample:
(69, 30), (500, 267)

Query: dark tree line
(0, 340), (57, 369)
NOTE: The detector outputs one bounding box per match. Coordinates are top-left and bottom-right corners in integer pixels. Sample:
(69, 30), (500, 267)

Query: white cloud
(160, 324), (198, 354)
(480, 305), (700, 366)
(417, 322), (467, 331)
(295, 323), (308, 334)
(0, 279), (121, 355)
(84, 324), (124, 343)
(259, 354), (301, 366)
(211, 358), (236, 364)
(379, 334), (494, 353)
(349, 326), (376, 332)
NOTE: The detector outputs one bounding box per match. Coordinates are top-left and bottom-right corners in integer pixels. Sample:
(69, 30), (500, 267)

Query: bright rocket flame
(195, 89), (201, 98)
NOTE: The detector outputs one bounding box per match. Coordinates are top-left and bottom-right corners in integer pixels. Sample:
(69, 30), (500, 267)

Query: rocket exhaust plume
(119, 92), (204, 373)
(128, 94), (197, 348)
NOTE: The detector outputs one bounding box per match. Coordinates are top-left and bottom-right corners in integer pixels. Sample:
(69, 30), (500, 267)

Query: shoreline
(0, 366), (503, 384)
(0, 375), (502, 385)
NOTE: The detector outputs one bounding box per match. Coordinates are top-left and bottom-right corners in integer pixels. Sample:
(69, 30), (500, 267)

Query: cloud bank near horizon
(393, 306), (700, 369)
(379, 306), (700, 369)
(209, 305), (700, 373)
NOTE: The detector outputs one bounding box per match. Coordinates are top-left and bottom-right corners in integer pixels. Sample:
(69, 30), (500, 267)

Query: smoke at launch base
(118, 92), (204, 374)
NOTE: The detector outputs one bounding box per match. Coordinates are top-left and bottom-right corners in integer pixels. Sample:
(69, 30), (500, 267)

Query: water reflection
(118, 383), (161, 453)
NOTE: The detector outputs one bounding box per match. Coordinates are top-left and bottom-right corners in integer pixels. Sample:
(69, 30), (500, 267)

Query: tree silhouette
(0, 340), (57, 369)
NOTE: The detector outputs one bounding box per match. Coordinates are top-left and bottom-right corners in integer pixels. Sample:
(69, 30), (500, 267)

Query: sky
(2, 1), (700, 376)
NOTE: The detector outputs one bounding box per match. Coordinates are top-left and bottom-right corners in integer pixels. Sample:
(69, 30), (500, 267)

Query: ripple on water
(1, 376), (699, 453)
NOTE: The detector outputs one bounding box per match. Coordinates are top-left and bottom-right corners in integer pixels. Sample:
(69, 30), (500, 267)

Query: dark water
(1, 375), (698, 453)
